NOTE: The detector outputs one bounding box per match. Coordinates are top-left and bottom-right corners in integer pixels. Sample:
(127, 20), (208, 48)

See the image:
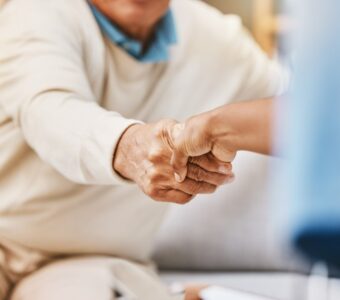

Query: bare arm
(171, 98), (274, 181)
(210, 98), (274, 155)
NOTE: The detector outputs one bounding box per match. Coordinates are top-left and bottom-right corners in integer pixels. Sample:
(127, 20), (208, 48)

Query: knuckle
(148, 168), (161, 184)
(214, 174), (229, 185)
(188, 165), (198, 179)
(193, 155), (217, 171)
(187, 182), (202, 195)
(207, 185), (217, 194)
(207, 160), (221, 171)
(184, 195), (195, 203)
(175, 201), (186, 206)
(178, 200), (190, 205)
(193, 166), (205, 181)
(219, 177), (229, 186)
(177, 195), (194, 205)
(145, 184), (159, 198)
(195, 168), (207, 182)
(189, 156), (200, 165)
(147, 148), (163, 163)
(207, 153), (223, 164)
(174, 199), (186, 205)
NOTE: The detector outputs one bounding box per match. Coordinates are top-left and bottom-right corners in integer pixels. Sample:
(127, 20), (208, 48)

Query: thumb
(170, 123), (188, 182)
(212, 144), (237, 163)
(171, 149), (188, 183)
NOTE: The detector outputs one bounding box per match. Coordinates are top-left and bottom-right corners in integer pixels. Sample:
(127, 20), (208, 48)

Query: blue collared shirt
(89, 4), (177, 63)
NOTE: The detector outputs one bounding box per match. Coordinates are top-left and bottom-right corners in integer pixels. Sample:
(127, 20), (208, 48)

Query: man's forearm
(209, 98), (274, 155)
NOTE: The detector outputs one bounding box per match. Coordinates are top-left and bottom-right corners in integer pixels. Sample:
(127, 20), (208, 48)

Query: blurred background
(203, 0), (288, 55)
(0, 0), (287, 55)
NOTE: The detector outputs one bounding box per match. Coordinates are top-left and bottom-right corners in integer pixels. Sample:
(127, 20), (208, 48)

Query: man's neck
(90, 1), (158, 44)
(119, 23), (156, 44)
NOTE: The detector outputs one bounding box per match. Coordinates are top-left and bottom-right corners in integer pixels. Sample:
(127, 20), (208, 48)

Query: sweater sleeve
(0, 0), (140, 185)
(225, 24), (290, 101)
(217, 16), (290, 101)
(179, 0), (290, 102)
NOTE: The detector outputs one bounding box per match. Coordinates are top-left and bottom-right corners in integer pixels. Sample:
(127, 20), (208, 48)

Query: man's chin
(118, 9), (163, 28)
(129, 0), (157, 5)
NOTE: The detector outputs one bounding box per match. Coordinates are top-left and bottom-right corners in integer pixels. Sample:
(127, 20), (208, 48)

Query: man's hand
(113, 119), (234, 204)
(171, 112), (237, 182)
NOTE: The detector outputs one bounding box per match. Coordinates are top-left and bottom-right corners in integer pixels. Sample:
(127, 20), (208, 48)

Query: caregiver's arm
(171, 99), (274, 181)
(210, 98), (273, 154)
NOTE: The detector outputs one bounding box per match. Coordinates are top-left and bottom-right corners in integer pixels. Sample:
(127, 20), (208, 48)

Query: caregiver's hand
(171, 99), (273, 182)
(171, 112), (237, 182)
(113, 119), (233, 204)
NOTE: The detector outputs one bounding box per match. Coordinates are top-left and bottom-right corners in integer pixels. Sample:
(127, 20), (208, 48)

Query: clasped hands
(114, 112), (236, 204)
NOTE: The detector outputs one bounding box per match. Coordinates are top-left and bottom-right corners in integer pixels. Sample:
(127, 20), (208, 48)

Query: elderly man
(0, 0), (287, 299)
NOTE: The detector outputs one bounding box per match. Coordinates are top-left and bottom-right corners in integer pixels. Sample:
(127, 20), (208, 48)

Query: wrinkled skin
(114, 120), (234, 204)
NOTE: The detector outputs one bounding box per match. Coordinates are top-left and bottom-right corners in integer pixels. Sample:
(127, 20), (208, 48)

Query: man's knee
(10, 257), (115, 300)
(9, 256), (174, 300)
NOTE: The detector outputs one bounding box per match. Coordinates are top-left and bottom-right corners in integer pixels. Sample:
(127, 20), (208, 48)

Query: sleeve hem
(103, 118), (144, 186)
(79, 114), (144, 186)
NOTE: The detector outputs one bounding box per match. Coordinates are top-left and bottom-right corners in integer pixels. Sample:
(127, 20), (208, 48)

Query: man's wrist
(113, 123), (143, 181)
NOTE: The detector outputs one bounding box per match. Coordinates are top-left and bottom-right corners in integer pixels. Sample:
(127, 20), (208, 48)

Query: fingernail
(175, 173), (182, 182)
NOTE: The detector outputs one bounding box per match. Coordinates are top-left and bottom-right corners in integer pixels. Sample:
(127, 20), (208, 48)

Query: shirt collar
(89, 4), (177, 63)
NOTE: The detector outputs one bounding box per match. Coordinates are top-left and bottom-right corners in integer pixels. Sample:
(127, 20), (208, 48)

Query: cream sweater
(0, 0), (287, 271)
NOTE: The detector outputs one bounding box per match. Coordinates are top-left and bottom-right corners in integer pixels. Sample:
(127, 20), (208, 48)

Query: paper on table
(200, 286), (275, 300)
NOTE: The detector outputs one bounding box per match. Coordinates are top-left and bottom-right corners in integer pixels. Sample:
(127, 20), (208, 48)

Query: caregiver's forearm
(171, 98), (274, 181)
(208, 98), (274, 155)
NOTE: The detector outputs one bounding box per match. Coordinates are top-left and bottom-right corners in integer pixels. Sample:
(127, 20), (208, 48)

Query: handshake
(113, 109), (238, 204)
